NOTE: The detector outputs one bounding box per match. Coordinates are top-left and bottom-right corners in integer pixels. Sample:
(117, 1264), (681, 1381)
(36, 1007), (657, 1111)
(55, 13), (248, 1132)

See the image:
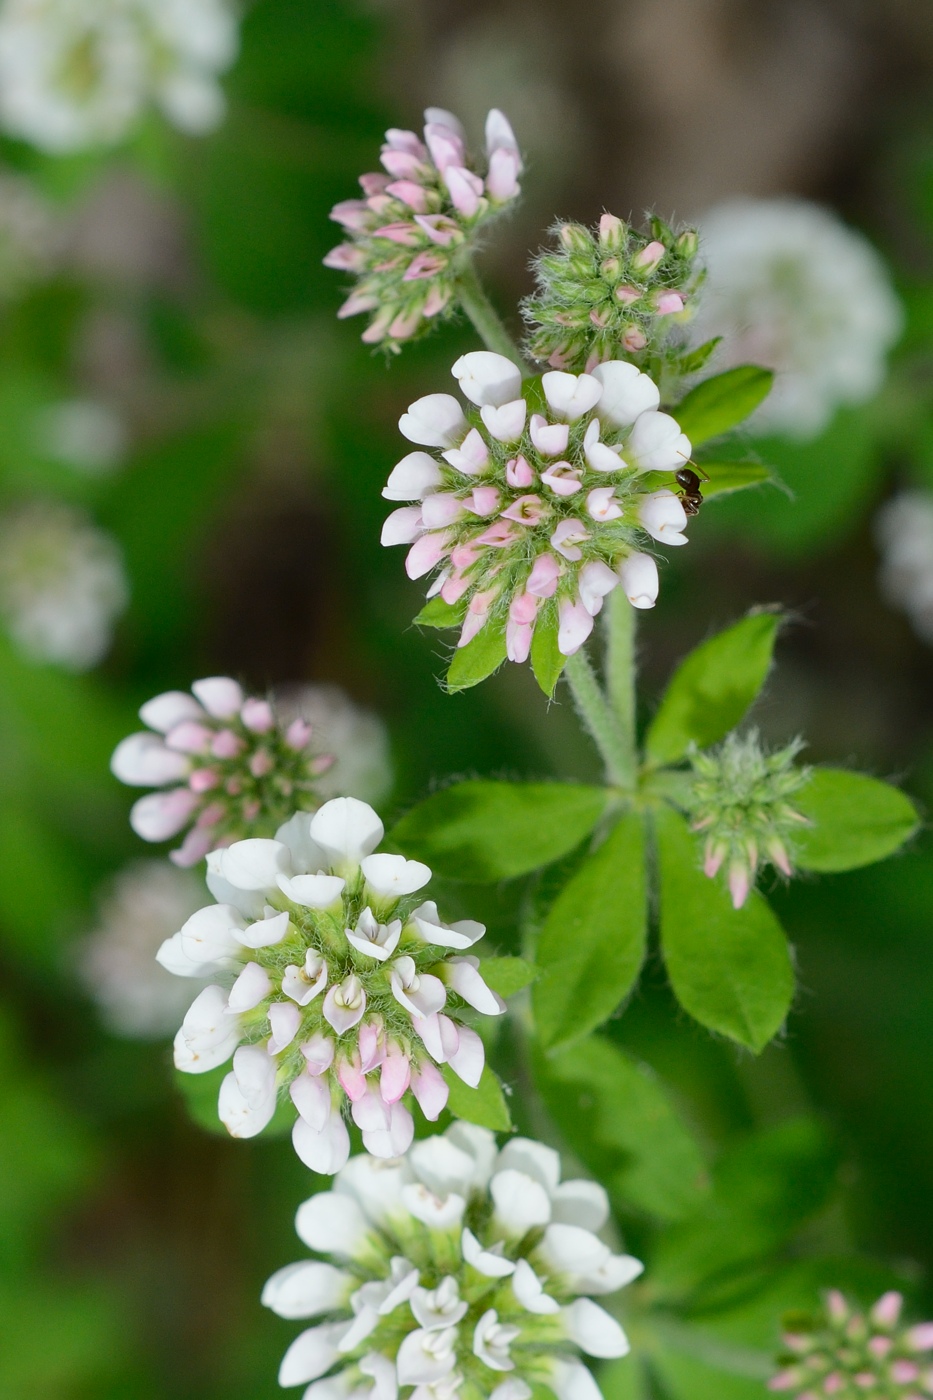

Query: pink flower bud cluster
(524, 213), (701, 374)
(111, 677), (337, 867)
(325, 107), (522, 351)
(770, 1290), (933, 1400)
(159, 798), (506, 1173)
(381, 352), (693, 684)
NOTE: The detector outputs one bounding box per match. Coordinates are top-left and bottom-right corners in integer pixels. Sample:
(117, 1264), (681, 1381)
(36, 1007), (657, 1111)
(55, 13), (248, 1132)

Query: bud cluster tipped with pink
(158, 797), (506, 1173)
(325, 107), (522, 352)
(111, 677), (337, 866)
(381, 352), (693, 689)
(771, 1290), (933, 1400)
(523, 213), (701, 374)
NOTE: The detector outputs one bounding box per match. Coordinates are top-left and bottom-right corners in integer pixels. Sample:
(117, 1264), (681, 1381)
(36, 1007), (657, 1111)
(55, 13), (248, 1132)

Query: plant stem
(606, 590), (638, 787)
(565, 649), (633, 788)
(454, 258), (530, 369)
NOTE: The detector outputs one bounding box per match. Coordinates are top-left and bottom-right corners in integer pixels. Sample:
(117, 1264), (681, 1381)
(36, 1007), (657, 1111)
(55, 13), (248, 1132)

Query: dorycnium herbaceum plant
(100, 100), (927, 1400)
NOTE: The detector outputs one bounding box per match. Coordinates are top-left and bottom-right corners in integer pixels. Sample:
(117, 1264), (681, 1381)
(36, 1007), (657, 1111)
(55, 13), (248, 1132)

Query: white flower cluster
(265, 1126), (641, 1400)
(691, 197), (903, 440)
(159, 797), (505, 1173)
(0, 499), (128, 670)
(78, 860), (208, 1038)
(272, 684), (393, 810)
(875, 491), (933, 644)
(0, 0), (239, 153)
(383, 352), (693, 667)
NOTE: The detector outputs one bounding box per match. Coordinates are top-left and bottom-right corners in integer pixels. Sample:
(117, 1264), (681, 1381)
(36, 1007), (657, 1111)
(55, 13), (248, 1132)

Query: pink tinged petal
(626, 410), (692, 473)
(411, 1061), (448, 1119)
(338, 291), (379, 319)
(323, 976), (367, 1033)
(189, 767), (220, 794)
(400, 394), (468, 449)
(618, 551), (659, 609)
(476, 519), (521, 547)
(501, 493), (547, 525)
(240, 697), (274, 733)
(891, 1362), (919, 1384)
(423, 283), (451, 318)
(371, 221), (421, 247)
(384, 127), (429, 157)
(421, 492), (465, 528)
(458, 608), (489, 649)
(268, 1001), (301, 1054)
(407, 530), (452, 580)
(480, 400), (527, 443)
(383, 451), (443, 502)
(440, 573), (471, 605)
(291, 1069), (333, 1129)
(415, 1011), (461, 1063)
(211, 728), (244, 759)
(465, 486), (501, 517)
(558, 599), (595, 657)
(302, 1032), (336, 1076)
(510, 591), (540, 625)
(170, 826), (216, 867)
(380, 1048), (412, 1104)
(590, 361), (660, 427)
(130, 787), (198, 841)
(445, 165), (484, 216)
(441, 956), (506, 1015)
(541, 462), (583, 497)
(728, 862), (750, 909)
(585, 487), (623, 522)
(387, 180), (431, 213)
(578, 560), (620, 617)
(330, 199), (373, 230)
(164, 720), (213, 753)
(529, 414), (570, 456)
(414, 213), (462, 246)
(614, 285), (640, 305)
(440, 426), (489, 477)
(361, 853), (432, 897)
(907, 1324), (933, 1350)
(527, 552), (561, 597)
(541, 371), (603, 422)
(404, 250), (447, 281)
(286, 717), (313, 749)
(872, 1292), (904, 1328)
(337, 1052), (369, 1104)
(139, 689), (205, 733)
(655, 290), (685, 315)
(292, 1112), (351, 1176)
(380, 147), (426, 178)
(448, 1024), (485, 1087)
(358, 1018), (385, 1074)
(425, 123), (466, 172)
(638, 489), (689, 545)
(227, 960), (272, 1014)
(111, 732), (189, 785)
(219, 1044), (278, 1139)
(506, 620), (534, 664)
(191, 677), (244, 719)
(486, 147), (521, 201)
(506, 454), (535, 487)
(424, 106), (466, 137)
(550, 519), (590, 562)
(633, 239), (665, 272)
(323, 242), (368, 270)
(485, 107), (520, 158)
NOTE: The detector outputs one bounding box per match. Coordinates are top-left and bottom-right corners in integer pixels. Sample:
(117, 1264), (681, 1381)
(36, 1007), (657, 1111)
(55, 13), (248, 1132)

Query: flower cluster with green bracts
(771, 1291), (933, 1399)
(685, 730), (813, 909)
(522, 215), (703, 375)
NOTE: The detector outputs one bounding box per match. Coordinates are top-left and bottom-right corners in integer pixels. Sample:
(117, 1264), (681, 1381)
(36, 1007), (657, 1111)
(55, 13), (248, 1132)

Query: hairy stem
(454, 258), (530, 369)
(565, 649), (633, 788)
(606, 590), (638, 787)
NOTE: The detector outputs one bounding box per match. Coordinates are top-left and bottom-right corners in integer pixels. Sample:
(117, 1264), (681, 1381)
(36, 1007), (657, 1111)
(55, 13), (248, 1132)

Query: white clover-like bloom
(77, 860), (208, 1038)
(264, 1126), (641, 1399)
(0, 170), (58, 297)
(382, 354), (692, 666)
(160, 797), (505, 1171)
(0, 0), (239, 154)
(0, 499), (127, 670)
(112, 678), (392, 867)
(875, 491), (933, 645)
(691, 197), (903, 440)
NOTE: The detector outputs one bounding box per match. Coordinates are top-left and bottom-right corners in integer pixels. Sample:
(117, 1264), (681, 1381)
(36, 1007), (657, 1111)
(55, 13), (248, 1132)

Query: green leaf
(535, 1035), (707, 1221)
(645, 611), (779, 766)
(445, 619), (507, 692)
(390, 781), (608, 881)
(414, 595), (465, 629)
(442, 1063), (511, 1131)
(674, 366), (774, 446)
(793, 769), (919, 872)
(598, 1357), (651, 1400)
(649, 1349), (770, 1400)
(534, 812), (647, 1049)
(674, 336), (722, 377)
(480, 956), (538, 997)
(531, 599), (567, 698)
(656, 807), (794, 1052)
(700, 461), (772, 499)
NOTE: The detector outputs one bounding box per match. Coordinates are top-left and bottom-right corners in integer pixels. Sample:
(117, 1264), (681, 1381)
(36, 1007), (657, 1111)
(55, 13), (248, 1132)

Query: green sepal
(645, 610), (780, 766)
(445, 618), (507, 692)
(533, 812), (646, 1050)
(389, 780), (609, 881)
(415, 596), (465, 629)
(656, 806), (794, 1052)
(531, 600), (567, 697)
(441, 1063), (511, 1131)
(479, 956), (538, 998)
(793, 769), (919, 872)
(674, 366), (774, 446)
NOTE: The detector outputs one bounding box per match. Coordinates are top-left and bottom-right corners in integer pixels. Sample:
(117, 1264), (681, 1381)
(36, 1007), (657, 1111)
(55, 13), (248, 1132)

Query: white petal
(218, 1047), (277, 1138)
(235, 909), (291, 948)
(400, 394), (468, 449)
(403, 1184), (466, 1230)
(177, 903), (245, 965)
(461, 1226), (516, 1278)
(261, 1261), (354, 1319)
(111, 732), (189, 785)
(191, 676), (244, 718)
(295, 1190), (369, 1256)
(542, 371), (603, 422)
(336, 1152), (413, 1225)
(550, 1180), (609, 1232)
(590, 361), (660, 427)
(452, 351), (522, 407)
(361, 853), (431, 897)
(275, 811), (329, 871)
(547, 1357), (604, 1400)
(540, 1224), (613, 1279)
(139, 690), (204, 732)
(278, 873), (346, 909)
(626, 411), (691, 472)
(511, 1258), (560, 1314)
(383, 451), (444, 501)
(490, 1381), (532, 1400)
(381, 506), (423, 546)
(447, 1025), (484, 1087)
(496, 1138), (561, 1192)
(397, 1328), (458, 1386)
(218, 839), (291, 891)
(156, 932), (211, 977)
(576, 1253), (644, 1295)
(227, 960), (271, 1013)
(292, 1112), (351, 1175)
(480, 399), (527, 443)
(409, 1136), (477, 1197)
(311, 797), (384, 865)
(490, 1169), (552, 1233)
(563, 1299), (630, 1358)
(172, 1020), (240, 1074)
(278, 1321), (346, 1387)
(443, 1123), (498, 1186)
(442, 959), (505, 1015)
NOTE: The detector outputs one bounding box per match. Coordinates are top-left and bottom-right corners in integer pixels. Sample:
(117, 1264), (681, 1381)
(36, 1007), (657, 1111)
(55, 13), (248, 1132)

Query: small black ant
(674, 463), (710, 516)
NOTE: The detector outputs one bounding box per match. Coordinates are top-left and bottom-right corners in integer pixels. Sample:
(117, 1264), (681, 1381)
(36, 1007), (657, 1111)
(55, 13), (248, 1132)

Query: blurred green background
(2, 0), (933, 1395)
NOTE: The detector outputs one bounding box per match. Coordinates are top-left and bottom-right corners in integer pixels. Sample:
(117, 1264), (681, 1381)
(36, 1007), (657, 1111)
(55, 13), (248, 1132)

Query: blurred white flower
(875, 491), (933, 644)
(692, 197), (903, 440)
(0, 0), (239, 154)
(34, 398), (127, 475)
(272, 683), (393, 807)
(78, 860), (208, 1038)
(0, 169), (58, 295)
(0, 500), (128, 670)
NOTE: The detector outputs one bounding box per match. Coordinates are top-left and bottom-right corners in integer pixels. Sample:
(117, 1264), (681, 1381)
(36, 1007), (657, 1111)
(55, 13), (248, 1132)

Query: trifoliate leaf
(674, 366), (774, 446)
(534, 812), (646, 1049)
(793, 769), (919, 872)
(445, 619), (507, 692)
(414, 596), (465, 628)
(479, 956), (538, 997)
(442, 1063), (511, 1131)
(656, 806), (793, 1052)
(645, 611), (780, 766)
(390, 780), (609, 881)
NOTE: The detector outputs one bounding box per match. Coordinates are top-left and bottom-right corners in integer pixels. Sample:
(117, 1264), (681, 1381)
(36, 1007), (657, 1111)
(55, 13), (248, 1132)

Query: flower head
(264, 1125), (641, 1398)
(690, 198), (903, 441)
(112, 678), (353, 867)
(875, 492), (933, 646)
(160, 798), (505, 1171)
(325, 107), (522, 352)
(685, 730), (812, 909)
(382, 354), (693, 687)
(0, 0), (239, 153)
(523, 214), (701, 374)
(0, 499), (128, 670)
(771, 1290), (933, 1399)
